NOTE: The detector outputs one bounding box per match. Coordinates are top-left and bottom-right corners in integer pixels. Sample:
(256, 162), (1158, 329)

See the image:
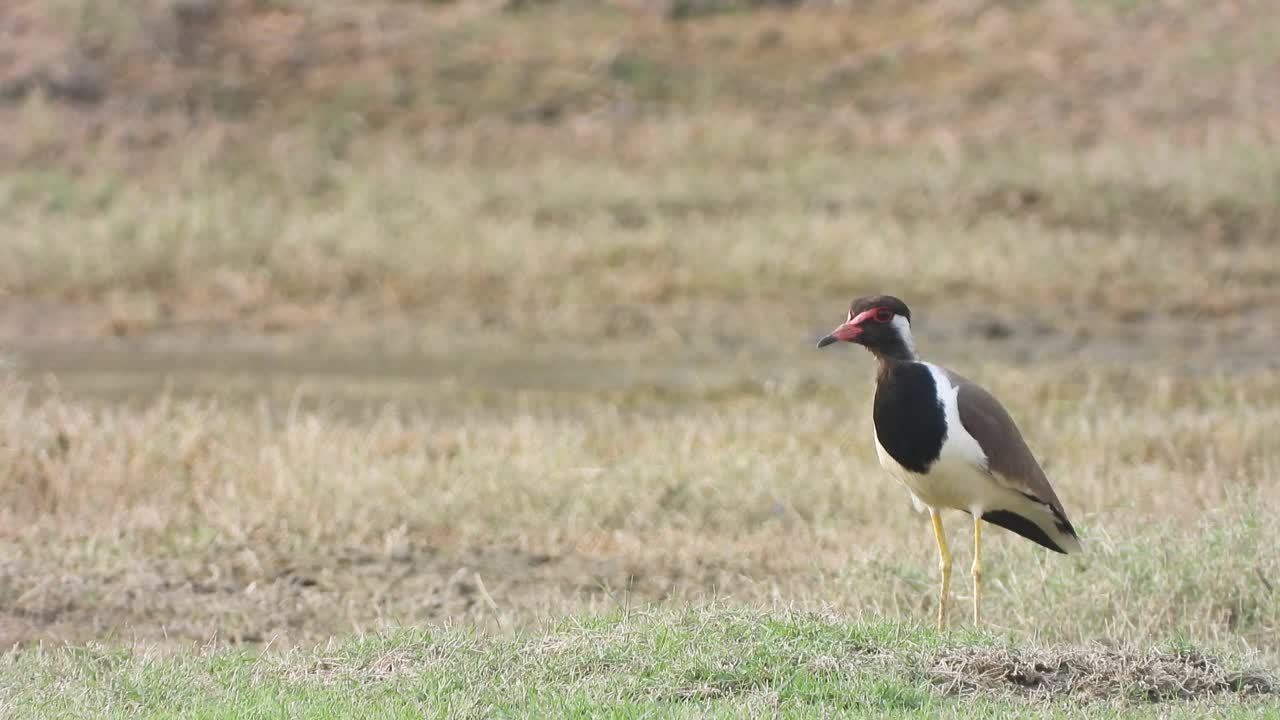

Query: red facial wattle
(850, 307), (894, 326)
(817, 306), (893, 348)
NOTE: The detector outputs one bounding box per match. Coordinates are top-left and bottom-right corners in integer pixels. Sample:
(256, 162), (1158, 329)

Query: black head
(816, 295), (915, 360)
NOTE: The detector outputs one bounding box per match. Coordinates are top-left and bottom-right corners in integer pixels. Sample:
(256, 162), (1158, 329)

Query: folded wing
(949, 372), (1082, 554)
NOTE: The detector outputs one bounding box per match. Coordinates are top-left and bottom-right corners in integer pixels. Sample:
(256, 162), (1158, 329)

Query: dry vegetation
(0, 0), (1278, 712)
(3, 0), (1279, 343)
(1, 364), (1277, 657)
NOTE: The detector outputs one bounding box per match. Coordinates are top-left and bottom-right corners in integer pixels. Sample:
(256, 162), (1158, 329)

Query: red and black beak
(817, 320), (862, 348)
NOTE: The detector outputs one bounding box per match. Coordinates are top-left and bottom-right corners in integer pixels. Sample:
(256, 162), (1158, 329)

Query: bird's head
(817, 295), (915, 360)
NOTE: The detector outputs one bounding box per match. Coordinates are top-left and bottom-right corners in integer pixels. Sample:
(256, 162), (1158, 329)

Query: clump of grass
(927, 644), (1274, 702)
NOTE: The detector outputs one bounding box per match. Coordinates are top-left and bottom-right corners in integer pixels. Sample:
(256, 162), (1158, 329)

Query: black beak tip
(817, 335), (837, 349)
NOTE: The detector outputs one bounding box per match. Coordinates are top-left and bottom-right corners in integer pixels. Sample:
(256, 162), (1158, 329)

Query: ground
(0, 0), (1278, 714)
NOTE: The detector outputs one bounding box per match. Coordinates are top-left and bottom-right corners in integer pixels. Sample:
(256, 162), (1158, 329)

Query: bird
(817, 295), (1081, 629)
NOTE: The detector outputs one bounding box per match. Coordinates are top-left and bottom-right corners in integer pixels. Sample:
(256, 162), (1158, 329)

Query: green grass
(2, 611), (1274, 718)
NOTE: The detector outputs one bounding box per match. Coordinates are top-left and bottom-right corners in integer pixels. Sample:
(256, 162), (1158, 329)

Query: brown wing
(945, 371), (1073, 526)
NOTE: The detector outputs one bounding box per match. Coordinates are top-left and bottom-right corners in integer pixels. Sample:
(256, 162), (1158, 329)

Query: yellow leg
(929, 510), (952, 631)
(972, 516), (983, 626)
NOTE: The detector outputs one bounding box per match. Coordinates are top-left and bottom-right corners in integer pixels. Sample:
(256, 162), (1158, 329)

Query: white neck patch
(892, 315), (917, 359)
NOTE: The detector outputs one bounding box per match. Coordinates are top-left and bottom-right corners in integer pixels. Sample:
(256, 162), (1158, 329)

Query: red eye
(873, 308), (893, 323)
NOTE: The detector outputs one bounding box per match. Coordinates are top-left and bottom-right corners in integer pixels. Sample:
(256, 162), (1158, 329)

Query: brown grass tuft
(928, 646), (1276, 702)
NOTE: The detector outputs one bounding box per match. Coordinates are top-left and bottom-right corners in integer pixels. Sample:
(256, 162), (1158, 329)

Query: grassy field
(2, 364), (1279, 649)
(2, 346), (1277, 715)
(2, 611), (1276, 718)
(2, 0), (1279, 715)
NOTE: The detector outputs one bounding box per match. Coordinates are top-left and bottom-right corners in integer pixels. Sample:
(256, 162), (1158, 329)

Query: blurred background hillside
(3, 0), (1278, 361)
(0, 0), (1277, 653)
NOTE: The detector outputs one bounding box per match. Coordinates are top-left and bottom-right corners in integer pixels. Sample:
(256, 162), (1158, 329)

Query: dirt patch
(6, 296), (1279, 403)
(0, 536), (766, 649)
(928, 646), (1276, 702)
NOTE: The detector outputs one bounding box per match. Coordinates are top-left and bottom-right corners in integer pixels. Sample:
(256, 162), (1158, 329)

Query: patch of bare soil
(928, 646), (1276, 702)
(4, 296), (1278, 396)
(0, 538), (760, 649)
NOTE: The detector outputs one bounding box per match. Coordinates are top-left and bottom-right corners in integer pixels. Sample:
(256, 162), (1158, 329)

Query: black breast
(873, 363), (948, 474)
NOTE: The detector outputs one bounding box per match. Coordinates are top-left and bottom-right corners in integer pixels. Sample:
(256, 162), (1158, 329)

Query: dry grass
(927, 645), (1274, 701)
(6, 0), (1280, 154)
(2, 135), (1279, 351)
(3, 0), (1280, 344)
(1, 362), (1276, 658)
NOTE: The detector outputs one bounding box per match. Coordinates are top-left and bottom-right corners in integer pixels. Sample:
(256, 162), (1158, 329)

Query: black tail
(981, 509), (1070, 554)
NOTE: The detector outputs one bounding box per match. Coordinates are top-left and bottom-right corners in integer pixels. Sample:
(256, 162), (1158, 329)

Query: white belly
(875, 433), (999, 512)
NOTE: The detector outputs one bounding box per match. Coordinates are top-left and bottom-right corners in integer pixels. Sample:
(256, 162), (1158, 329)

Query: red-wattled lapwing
(817, 295), (1081, 629)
